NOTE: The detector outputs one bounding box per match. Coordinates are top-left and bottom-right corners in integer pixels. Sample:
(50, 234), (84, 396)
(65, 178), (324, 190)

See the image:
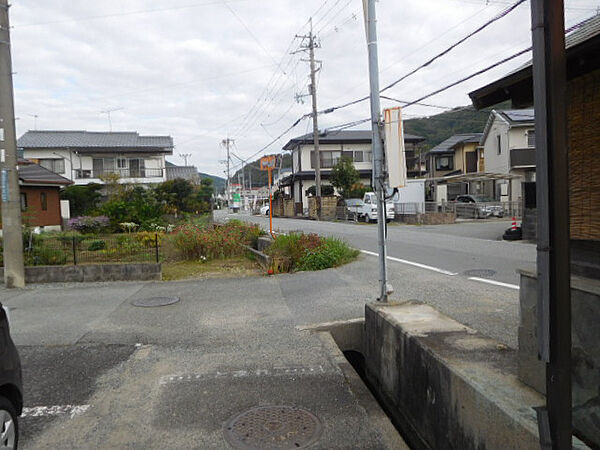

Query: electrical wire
(315, 0), (528, 117)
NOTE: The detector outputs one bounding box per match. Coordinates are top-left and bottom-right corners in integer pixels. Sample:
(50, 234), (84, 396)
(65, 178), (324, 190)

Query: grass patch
(162, 257), (262, 281)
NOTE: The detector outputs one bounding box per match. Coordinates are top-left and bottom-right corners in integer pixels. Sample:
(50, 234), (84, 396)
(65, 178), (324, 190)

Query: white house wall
(22, 148), (167, 185)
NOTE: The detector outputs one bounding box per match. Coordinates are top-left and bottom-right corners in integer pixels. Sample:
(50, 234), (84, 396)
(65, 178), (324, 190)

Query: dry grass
(161, 257), (263, 281)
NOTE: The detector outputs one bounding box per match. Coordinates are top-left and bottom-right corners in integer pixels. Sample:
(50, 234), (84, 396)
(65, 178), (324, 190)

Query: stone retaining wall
(396, 212), (456, 225)
(0, 263), (161, 284)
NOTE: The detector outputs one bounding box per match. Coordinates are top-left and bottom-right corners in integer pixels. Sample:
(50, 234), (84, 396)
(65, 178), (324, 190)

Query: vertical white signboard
(384, 107), (406, 188)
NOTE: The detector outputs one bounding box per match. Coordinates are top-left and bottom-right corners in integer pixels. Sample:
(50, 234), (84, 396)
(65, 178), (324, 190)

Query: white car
(259, 204), (270, 216)
(359, 192), (395, 223)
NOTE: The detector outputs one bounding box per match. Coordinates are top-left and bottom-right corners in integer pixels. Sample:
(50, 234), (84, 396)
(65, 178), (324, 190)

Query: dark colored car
(454, 194), (504, 219)
(0, 303), (22, 449)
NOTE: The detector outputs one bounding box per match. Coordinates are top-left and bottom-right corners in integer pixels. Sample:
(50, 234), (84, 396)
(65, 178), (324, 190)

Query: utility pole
(0, 0), (25, 288)
(221, 138), (234, 208)
(531, 0), (571, 448)
(179, 153), (192, 166)
(295, 18), (322, 217)
(28, 114), (38, 130)
(363, 0), (389, 302)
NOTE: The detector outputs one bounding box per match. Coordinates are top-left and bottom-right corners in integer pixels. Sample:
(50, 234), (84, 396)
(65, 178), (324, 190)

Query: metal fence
(394, 201), (523, 219)
(21, 233), (160, 266)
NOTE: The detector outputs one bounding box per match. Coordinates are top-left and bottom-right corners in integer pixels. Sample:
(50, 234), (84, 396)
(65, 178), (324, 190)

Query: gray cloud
(9, 0), (596, 176)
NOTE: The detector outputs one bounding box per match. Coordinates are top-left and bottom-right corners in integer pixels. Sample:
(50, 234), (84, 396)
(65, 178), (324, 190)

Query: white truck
(358, 192), (395, 223)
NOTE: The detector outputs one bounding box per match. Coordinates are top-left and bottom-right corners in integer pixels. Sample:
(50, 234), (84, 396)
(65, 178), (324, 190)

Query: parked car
(259, 204), (269, 216)
(454, 195), (504, 219)
(344, 198), (364, 221)
(0, 303), (22, 450)
(358, 193), (395, 223)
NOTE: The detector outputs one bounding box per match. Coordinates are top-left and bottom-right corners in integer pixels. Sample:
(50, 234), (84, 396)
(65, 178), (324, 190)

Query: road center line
(360, 250), (458, 276)
(22, 405), (91, 419)
(467, 277), (520, 290)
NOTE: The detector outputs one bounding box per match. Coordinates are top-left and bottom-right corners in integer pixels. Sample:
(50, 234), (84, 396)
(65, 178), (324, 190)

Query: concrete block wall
(365, 301), (548, 450)
(518, 269), (600, 446)
(0, 263), (161, 284)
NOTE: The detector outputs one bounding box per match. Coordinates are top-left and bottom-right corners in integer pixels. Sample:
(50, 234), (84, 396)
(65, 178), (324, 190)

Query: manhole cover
(224, 405), (323, 449)
(462, 269), (497, 278)
(131, 296), (180, 308)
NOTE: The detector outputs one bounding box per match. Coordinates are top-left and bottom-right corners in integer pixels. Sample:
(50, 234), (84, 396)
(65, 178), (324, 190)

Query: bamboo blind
(568, 69), (600, 241)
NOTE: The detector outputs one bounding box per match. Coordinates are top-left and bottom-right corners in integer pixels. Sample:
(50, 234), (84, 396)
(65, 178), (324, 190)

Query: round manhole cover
(462, 269), (497, 278)
(224, 405), (323, 449)
(131, 296), (180, 308)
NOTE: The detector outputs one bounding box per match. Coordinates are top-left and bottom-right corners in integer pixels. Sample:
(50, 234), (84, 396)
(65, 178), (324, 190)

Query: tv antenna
(100, 107), (124, 131)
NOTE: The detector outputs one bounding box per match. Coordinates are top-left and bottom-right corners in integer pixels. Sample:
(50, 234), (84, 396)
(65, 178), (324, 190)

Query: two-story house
(425, 133), (484, 200)
(281, 130), (425, 209)
(479, 109), (535, 202)
(17, 130), (173, 186)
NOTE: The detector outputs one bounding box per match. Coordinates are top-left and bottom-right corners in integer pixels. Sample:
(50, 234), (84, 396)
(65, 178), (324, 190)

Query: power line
(14, 0), (252, 28)
(315, 0), (528, 117)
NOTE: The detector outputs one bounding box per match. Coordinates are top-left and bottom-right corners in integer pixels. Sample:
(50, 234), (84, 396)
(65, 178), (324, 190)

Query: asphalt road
(220, 211), (536, 286)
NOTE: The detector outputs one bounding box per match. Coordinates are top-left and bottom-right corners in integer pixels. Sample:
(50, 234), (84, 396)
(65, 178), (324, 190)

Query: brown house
(1, 160), (73, 231)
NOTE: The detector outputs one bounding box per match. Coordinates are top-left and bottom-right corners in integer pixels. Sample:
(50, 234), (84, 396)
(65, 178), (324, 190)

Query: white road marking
(22, 405), (91, 419)
(467, 277), (520, 290)
(159, 365), (326, 385)
(361, 250), (458, 276)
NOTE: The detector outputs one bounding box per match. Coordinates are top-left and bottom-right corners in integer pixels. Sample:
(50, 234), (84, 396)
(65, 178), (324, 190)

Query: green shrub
(31, 247), (68, 266)
(266, 233), (357, 272)
(87, 240), (107, 251)
(297, 237), (359, 271)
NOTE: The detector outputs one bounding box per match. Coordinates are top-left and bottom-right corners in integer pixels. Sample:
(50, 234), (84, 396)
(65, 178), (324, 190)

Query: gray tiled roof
(18, 161), (73, 185)
(283, 129), (425, 150)
(499, 109), (534, 123)
(18, 131), (173, 149)
(428, 133), (483, 154)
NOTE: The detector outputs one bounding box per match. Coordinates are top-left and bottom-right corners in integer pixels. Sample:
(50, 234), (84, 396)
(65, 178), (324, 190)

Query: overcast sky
(9, 0), (598, 177)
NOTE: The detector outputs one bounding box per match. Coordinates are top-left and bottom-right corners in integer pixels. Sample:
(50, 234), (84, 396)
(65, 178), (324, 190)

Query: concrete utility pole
(221, 138), (234, 207)
(179, 153), (192, 166)
(295, 19), (322, 217)
(0, 0), (25, 288)
(363, 0), (389, 302)
(530, 0), (572, 448)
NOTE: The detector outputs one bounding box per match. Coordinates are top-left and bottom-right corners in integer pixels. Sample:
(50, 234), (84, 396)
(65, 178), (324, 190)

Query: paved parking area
(2, 275), (403, 449)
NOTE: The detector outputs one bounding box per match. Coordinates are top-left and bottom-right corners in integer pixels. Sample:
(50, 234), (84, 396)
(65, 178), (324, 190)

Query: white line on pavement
(467, 277), (520, 290)
(22, 405), (91, 419)
(360, 250), (458, 276)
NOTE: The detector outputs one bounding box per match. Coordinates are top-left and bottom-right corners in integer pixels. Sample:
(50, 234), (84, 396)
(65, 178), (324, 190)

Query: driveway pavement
(3, 273), (407, 449)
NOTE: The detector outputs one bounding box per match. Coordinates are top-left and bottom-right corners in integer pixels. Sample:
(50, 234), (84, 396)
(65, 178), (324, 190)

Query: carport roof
(428, 172), (522, 183)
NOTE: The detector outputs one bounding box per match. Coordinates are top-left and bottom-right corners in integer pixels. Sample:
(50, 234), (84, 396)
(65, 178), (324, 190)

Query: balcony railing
(510, 148), (536, 168)
(76, 168), (164, 179)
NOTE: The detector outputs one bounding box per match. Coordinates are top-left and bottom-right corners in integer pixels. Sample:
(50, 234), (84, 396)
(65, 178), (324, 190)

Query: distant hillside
(199, 172), (226, 193)
(404, 101), (510, 150)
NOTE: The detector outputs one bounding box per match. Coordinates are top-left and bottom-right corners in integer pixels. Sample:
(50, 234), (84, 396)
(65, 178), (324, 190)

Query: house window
(40, 192), (47, 211)
(353, 151), (364, 163)
(496, 135), (502, 155)
(435, 155), (454, 171)
(39, 158), (65, 174)
(310, 151), (341, 169)
(117, 158), (128, 169)
(20, 192), (27, 211)
(527, 130), (535, 147)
